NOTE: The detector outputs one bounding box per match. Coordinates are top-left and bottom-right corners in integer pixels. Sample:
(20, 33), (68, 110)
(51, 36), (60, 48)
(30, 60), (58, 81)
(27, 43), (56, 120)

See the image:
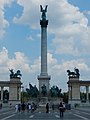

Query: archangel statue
(40, 5), (48, 20)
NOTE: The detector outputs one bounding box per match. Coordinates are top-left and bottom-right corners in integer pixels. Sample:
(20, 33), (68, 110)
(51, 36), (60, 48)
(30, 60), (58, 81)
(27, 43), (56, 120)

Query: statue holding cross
(40, 5), (48, 20)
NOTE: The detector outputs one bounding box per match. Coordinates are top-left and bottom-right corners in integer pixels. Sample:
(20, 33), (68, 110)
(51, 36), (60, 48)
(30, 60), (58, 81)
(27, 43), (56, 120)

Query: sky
(0, 0), (90, 92)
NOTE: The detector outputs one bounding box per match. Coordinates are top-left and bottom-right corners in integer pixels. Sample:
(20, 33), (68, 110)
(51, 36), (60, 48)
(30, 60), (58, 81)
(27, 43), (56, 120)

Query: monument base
(0, 100), (21, 107)
(39, 97), (48, 104)
(38, 97), (48, 112)
(38, 75), (51, 93)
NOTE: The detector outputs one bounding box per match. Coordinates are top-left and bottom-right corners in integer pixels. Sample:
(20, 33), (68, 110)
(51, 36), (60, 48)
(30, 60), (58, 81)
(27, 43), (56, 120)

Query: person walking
(18, 104), (21, 112)
(15, 104), (18, 112)
(28, 103), (31, 112)
(59, 102), (64, 117)
(52, 104), (55, 111)
(46, 103), (49, 113)
(21, 102), (26, 112)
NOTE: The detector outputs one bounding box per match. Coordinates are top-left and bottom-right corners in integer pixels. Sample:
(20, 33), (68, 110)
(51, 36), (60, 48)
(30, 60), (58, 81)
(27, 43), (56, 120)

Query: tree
(63, 92), (68, 103)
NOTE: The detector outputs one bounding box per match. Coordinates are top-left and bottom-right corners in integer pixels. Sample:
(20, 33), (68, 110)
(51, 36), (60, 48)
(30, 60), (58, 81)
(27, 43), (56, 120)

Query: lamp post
(21, 86), (24, 103)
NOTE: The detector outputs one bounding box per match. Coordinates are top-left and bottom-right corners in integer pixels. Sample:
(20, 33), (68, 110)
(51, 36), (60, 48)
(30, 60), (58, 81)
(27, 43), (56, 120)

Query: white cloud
(0, 47), (90, 91)
(84, 10), (90, 15)
(13, 0), (90, 56)
(27, 35), (34, 41)
(0, 0), (15, 38)
(0, 0), (90, 91)
(0, 47), (31, 79)
(48, 57), (90, 91)
(7, 52), (31, 73)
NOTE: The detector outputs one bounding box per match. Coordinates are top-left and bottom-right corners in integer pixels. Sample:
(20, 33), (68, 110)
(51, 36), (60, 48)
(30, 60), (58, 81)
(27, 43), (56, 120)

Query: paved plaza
(0, 106), (90, 120)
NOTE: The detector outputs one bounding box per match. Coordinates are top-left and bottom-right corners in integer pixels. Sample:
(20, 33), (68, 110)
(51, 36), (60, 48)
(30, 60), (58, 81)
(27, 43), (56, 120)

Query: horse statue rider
(67, 67), (80, 78)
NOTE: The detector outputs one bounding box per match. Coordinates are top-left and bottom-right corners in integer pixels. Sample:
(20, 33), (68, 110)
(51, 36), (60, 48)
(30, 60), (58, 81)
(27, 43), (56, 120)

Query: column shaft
(41, 27), (47, 76)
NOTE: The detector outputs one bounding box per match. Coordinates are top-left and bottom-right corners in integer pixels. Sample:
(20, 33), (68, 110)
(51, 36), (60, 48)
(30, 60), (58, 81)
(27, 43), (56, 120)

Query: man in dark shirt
(59, 102), (64, 117)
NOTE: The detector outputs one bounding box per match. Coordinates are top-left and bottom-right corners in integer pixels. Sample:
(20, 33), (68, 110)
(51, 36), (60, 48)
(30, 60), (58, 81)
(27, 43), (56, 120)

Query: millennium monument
(38, 5), (51, 95)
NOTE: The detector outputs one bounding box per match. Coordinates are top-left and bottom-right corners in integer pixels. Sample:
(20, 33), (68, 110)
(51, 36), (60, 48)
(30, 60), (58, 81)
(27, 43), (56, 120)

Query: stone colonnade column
(68, 86), (72, 100)
(1, 86), (4, 101)
(86, 86), (89, 102)
(18, 87), (21, 101)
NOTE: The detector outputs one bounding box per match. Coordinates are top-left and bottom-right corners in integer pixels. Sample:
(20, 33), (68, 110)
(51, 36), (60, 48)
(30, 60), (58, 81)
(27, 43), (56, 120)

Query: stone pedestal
(9, 78), (22, 105)
(68, 77), (80, 107)
(38, 75), (50, 93)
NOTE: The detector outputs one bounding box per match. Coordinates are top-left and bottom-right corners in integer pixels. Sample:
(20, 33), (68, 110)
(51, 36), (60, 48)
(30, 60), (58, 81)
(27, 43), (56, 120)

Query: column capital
(40, 20), (48, 27)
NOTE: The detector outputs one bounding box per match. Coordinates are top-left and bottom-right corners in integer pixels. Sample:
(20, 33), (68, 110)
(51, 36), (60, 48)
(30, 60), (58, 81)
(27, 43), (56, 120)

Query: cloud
(84, 10), (90, 15)
(13, 0), (90, 56)
(27, 35), (34, 41)
(48, 56), (90, 91)
(0, 0), (14, 38)
(0, 0), (90, 91)
(31, 52), (90, 91)
(0, 47), (90, 91)
(0, 47), (31, 79)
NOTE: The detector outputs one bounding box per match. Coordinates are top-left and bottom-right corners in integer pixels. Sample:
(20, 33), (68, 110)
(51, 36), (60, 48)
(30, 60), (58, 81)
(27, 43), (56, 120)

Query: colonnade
(0, 77), (22, 104)
(68, 77), (90, 106)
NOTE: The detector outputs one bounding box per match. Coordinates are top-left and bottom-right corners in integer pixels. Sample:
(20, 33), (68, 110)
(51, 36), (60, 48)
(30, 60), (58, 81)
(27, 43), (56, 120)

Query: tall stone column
(38, 5), (51, 93)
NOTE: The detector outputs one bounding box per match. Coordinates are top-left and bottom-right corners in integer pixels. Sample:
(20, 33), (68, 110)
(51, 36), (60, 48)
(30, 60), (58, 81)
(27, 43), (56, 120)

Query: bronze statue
(9, 69), (22, 79)
(40, 5), (48, 20)
(41, 84), (47, 96)
(67, 67), (80, 78)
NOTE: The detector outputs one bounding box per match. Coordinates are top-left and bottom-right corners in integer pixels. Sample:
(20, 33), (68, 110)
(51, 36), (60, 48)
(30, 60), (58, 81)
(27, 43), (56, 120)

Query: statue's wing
(40, 5), (43, 12)
(45, 5), (48, 12)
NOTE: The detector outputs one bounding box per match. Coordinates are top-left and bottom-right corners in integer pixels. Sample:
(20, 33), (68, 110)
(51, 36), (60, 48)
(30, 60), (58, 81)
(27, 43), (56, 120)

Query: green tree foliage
(63, 92), (68, 103)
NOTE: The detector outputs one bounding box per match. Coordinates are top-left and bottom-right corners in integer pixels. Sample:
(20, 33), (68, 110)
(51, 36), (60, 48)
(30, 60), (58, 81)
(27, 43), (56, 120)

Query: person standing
(59, 102), (64, 117)
(21, 102), (26, 112)
(28, 104), (31, 112)
(52, 104), (55, 111)
(46, 103), (49, 113)
(18, 104), (21, 112)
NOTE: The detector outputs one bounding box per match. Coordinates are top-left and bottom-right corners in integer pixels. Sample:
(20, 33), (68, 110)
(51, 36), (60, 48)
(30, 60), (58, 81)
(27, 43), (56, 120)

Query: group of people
(46, 102), (65, 117)
(15, 102), (36, 113)
(15, 101), (65, 117)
